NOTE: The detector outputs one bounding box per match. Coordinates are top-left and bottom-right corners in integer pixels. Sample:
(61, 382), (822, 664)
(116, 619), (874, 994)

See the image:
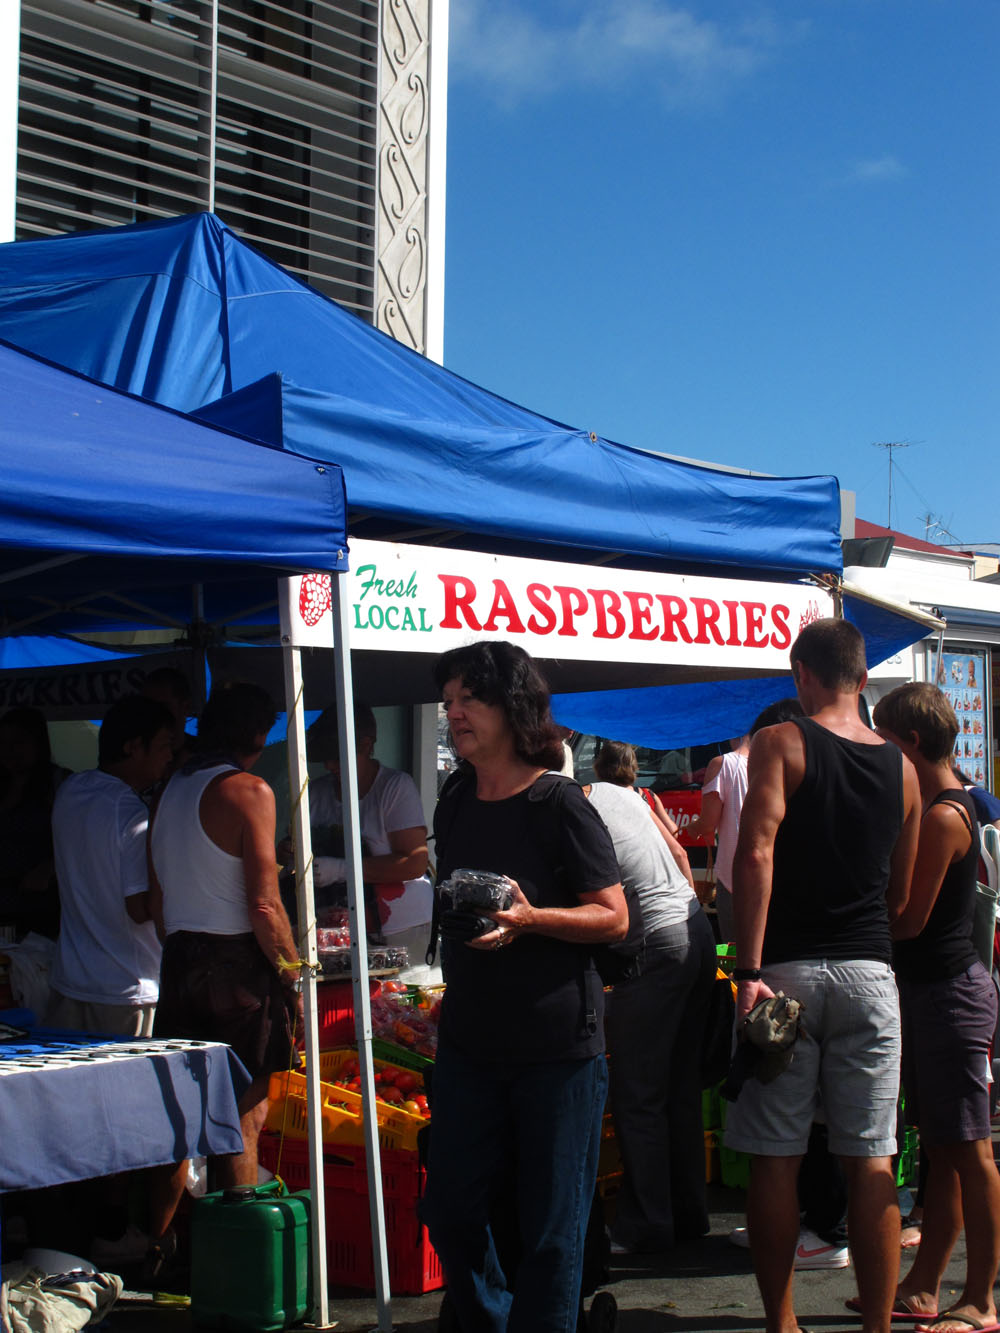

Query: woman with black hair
(422, 640), (626, 1333)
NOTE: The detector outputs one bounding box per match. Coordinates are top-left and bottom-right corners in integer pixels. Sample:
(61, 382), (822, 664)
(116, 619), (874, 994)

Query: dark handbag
(701, 968), (736, 1088)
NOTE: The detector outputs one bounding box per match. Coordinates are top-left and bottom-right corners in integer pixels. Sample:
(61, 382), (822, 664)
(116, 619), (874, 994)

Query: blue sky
(443, 1), (998, 548)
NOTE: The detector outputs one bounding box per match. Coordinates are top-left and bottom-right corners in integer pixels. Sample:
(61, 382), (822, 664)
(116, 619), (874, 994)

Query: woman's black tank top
(893, 786), (979, 983)
(762, 716), (903, 966)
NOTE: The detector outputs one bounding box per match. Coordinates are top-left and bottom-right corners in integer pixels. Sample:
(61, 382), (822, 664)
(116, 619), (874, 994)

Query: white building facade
(1, 0), (448, 806)
(1, 0), (447, 359)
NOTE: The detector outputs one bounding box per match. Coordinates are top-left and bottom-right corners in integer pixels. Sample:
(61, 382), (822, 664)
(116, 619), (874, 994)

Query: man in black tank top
(725, 619), (920, 1333)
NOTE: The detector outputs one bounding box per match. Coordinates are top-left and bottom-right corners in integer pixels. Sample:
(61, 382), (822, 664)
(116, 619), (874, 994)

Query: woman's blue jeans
(420, 1038), (607, 1332)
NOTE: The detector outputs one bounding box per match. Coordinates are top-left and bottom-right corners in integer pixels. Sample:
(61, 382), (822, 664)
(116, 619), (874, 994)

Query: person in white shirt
(300, 702), (434, 980)
(688, 735), (751, 941)
(46, 695), (175, 1036)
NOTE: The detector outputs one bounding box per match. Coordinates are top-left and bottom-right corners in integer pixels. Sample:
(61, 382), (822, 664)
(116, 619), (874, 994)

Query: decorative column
(376, 0), (432, 353)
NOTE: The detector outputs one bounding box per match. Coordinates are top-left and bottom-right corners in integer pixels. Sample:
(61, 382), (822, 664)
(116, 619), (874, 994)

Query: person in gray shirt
(585, 742), (716, 1253)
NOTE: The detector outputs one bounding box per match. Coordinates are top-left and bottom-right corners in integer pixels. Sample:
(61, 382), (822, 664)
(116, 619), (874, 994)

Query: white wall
(0, 1), (21, 242)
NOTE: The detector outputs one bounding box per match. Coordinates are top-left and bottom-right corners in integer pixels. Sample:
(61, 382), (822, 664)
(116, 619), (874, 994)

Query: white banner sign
(281, 540), (831, 670)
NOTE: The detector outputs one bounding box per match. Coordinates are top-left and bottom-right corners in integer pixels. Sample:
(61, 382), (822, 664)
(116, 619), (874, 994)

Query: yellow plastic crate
(314, 1046), (426, 1094)
(265, 1075), (366, 1145)
(265, 1067), (426, 1151)
(704, 1130), (719, 1183)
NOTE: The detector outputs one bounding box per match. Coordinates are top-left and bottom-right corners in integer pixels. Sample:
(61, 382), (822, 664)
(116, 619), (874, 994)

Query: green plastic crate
(371, 1038), (434, 1074)
(719, 1143), (751, 1190)
(702, 1084), (721, 1130)
(896, 1127), (919, 1188)
(715, 1096), (751, 1189)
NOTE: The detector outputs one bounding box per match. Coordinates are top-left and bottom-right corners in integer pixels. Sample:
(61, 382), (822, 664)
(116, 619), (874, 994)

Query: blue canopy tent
(0, 338), (347, 602)
(0, 219), (937, 1320)
(552, 587), (943, 749)
(0, 212), (840, 579)
(0, 213), (933, 745)
(0, 338), (360, 1322)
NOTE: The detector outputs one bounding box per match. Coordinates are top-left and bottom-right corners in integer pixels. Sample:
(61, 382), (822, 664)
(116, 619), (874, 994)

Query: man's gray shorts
(724, 958), (900, 1158)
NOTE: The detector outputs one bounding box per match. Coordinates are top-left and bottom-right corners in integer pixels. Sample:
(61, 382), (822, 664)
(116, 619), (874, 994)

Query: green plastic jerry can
(190, 1180), (312, 1331)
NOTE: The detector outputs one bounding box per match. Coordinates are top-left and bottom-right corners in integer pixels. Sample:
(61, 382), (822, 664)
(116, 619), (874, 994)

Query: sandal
(140, 1227), (179, 1287)
(901, 1211), (923, 1249)
(845, 1294), (936, 1321)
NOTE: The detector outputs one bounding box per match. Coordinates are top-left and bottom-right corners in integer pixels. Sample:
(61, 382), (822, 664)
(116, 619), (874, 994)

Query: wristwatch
(733, 967), (762, 982)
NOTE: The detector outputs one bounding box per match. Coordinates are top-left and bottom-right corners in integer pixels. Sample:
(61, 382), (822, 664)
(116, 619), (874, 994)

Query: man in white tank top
(146, 683), (302, 1280)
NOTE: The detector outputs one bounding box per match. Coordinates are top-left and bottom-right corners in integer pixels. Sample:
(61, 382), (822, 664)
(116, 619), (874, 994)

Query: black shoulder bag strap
(932, 793), (976, 841)
(425, 765), (473, 966)
(528, 773), (600, 1038)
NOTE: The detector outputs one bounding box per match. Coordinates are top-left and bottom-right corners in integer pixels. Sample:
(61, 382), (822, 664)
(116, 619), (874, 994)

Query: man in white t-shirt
(688, 735), (751, 941)
(300, 702), (434, 979)
(46, 695), (175, 1036)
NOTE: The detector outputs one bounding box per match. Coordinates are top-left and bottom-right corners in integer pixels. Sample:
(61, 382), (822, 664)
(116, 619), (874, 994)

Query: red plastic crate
(259, 1132), (445, 1295)
(316, 978), (380, 1048)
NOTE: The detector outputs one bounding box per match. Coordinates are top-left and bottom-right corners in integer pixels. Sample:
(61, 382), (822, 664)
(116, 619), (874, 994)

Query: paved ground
(104, 1181), (971, 1332)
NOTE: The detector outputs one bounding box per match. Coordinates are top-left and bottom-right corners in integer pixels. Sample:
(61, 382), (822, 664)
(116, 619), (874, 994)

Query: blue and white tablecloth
(0, 1030), (250, 1191)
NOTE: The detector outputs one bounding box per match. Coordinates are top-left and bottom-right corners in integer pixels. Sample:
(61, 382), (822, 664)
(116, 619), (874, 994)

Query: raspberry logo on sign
(299, 573), (332, 627)
(798, 599), (824, 632)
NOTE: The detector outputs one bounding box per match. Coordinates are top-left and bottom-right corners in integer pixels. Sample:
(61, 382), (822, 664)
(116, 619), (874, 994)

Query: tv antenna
(872, 440), (913, 528)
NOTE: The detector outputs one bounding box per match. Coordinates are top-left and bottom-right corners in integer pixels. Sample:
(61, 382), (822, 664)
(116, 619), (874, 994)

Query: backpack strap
(527, 773), (601, 1035)
(426, 764), (474, 965)
(526, 770), (574, 808)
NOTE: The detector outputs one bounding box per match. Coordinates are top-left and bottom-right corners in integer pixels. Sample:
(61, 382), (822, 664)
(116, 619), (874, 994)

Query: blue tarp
(0, 213), (932, 742)
(0, 213), (843, 580)
(0, 636), (132, 670)
(551, 591), (931, 749)
(0, 339), (348, 634)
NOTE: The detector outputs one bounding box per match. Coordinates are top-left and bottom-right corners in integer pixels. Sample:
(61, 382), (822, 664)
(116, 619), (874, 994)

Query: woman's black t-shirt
(893, 786), (980, 983)
(434, 775), (621, 1064)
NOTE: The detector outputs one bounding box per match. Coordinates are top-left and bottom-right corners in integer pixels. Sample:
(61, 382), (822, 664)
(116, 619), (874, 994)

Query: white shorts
(724, 958), (900, 1158)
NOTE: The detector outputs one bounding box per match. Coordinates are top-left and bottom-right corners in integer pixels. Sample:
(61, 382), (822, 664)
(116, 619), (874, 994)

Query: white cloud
(844, 155), (910, 184)
(450, 1), (796, 109)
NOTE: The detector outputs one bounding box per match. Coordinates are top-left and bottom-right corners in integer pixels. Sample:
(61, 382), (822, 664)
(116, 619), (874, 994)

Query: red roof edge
(854, 518), (974, 558)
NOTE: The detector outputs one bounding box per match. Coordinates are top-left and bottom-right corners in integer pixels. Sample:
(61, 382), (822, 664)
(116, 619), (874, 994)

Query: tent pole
(280, 627), (331, 1328)
(330, 572), (393, 1332)
(207, 0), (219, 214)
(192, 583), (208, 711)
(933, 625), (946, 685)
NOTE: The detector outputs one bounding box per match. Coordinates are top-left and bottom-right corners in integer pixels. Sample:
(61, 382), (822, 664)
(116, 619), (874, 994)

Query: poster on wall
(933, 648), (990, 785)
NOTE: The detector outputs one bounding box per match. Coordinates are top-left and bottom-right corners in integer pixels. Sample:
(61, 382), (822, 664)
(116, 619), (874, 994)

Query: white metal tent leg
(330, 572), (393, 1332)
(281, 635), (331, 1328)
